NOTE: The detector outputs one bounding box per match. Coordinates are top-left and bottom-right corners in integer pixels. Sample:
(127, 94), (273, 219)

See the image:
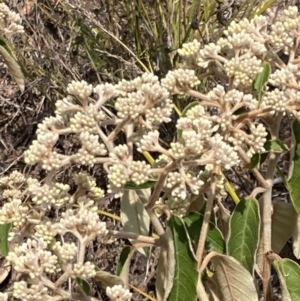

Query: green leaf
(253, 61), (271, 103)
(187, 194), (206, 213)
(273, 258), (300, 301)
(264, 139), (289, 153)
(116, 246), (131, 276)
(121, 190), (150, 256)
(76, 277), (91, 295)
(124, 180), (157, 190)
(0, 223), (11, 256)
(183, 212), (225, 253)
(115, 246), (135, 287)
(211, 253), (259, 301)
(243, 140), (287, 168)
(272, 202), (298, 254)
(227, 198), (260, 273)
(244, 153), (260, 169)
(177, 101), (199, 139)
(0, 38), (25, 92)
(287, 120), (300, 214)
(167, 216), (198, 301)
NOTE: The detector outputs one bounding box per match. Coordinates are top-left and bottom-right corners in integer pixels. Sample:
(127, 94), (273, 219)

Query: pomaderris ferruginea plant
(2, 4), (300, 301)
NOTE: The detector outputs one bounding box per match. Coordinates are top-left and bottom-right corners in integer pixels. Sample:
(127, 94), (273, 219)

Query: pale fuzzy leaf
(292, 214), (300, 259)
(211, 253), (259, 301)
(94, 270), (124, 288)
(0, 44), (24, 92)
(121, 189), (150, 256)
(273, 258), (300, 301)
(272, 202), (298, 254)
(156, 228), (175, 301)
(0, 259), (11, 286)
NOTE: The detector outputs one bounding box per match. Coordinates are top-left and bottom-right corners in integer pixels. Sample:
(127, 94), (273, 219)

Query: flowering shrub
(2, 3), (300, 301)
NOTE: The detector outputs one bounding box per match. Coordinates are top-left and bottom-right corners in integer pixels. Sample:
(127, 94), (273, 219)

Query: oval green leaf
(272, 202), (298, 254)
(76, 277), (91, 295)
(167, 216), (198, 301)
(273, 258), (300, 301)
(0, 223), (11, 256)
(227, 198), (260, 273)
(253, 61), (270, 103)
(264, 139), (289, 153)
(244, 153), (260, 169)
(116, 247), (135, 287)
(116, 246), (132, 276)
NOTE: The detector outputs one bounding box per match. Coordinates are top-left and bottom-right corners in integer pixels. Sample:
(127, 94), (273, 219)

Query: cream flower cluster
(0, 293), (8, 301)
(106, 285), (132, 301)
(0, 3), (24, 36)
(13, 281), (48, 301)
(28, 182), (71, 209)
(73, 262), (96, 278)
(24, 73), (174, 170)
(0, 171), (106, 245)
(73, 171), (105, 201)
(55, 196), (108, 238)
(6, 237), (97, 298)
(178, 6), (300, 90)
(7, 238), (60, 279)
(107, 144), (152, 196)
(115, 73), (173, 124)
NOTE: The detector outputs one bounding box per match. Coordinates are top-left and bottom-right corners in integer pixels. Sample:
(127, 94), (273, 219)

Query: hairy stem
(196, 170), (217, 269)
(146, 160), (177, 210)
(197, 277), (210, 301)
(108, 230), (160, 245)
(54, 264), (73, 288)
(261, 112), (283, 301)
(147, 209), (165, 236)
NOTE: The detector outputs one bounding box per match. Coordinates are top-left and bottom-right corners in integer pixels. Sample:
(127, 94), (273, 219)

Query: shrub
(1, 2), (300, 301)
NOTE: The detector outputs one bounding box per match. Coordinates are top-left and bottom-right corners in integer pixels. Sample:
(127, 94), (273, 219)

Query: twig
(108, 230), (160, 245)
(196, 169), (218, 269)
(261, 112), (283, 301)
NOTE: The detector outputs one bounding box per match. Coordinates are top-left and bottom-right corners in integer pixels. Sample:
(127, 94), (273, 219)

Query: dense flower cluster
(20, 2), (300, 204)
(6, 238), (60, 279)
(55, 197), (108, 238)
(0, 3), (24, 35)
(106, 285), (132, 301)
